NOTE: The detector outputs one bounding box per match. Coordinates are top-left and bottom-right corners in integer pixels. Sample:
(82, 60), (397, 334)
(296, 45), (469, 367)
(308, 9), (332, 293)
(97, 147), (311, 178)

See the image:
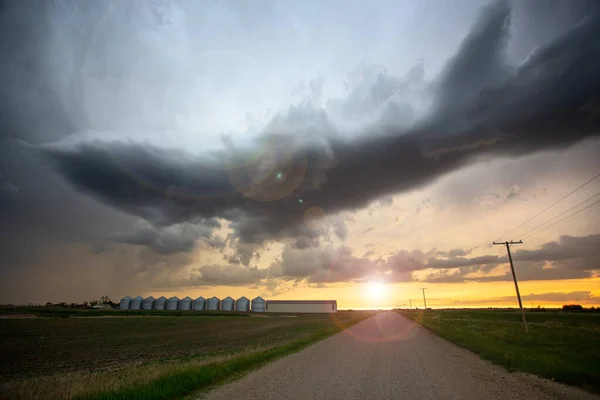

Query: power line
(495, 171), (600, 241)
(517, 191), (600, 239)
(522, 197), (600, 240)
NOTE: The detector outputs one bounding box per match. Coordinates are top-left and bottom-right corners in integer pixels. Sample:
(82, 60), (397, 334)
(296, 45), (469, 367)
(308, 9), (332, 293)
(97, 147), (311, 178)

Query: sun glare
(364, 281), (389, 301)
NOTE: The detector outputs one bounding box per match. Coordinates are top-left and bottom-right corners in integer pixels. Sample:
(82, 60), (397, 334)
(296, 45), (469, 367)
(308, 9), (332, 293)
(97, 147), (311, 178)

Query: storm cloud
(2, 0), (600, 303)
(263, 234), (600, 285)
(32, 1), (600, 250)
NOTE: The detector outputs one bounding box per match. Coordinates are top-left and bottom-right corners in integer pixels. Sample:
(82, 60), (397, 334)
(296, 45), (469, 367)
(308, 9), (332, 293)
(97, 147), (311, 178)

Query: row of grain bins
(119, 296), (265, 312)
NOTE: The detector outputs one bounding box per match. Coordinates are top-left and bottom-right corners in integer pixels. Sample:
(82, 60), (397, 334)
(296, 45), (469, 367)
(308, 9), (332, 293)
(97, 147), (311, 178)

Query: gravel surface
(200, 311), (598, 400)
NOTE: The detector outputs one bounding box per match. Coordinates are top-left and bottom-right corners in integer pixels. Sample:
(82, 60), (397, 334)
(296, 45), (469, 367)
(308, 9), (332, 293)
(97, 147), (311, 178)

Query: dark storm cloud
(190, 264), (267, 286)
(33, 1), (600, 249)
(110, 219), (221, 255)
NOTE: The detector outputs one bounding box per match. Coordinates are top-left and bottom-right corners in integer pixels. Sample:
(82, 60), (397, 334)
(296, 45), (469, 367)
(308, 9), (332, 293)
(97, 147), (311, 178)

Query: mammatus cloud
(33, 1), (600, 257)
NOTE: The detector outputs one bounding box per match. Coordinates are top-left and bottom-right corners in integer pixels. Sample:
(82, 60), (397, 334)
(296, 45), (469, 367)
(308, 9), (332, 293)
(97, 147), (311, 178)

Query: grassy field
(399, 309), (600, 393)
(0, 309), (373, 400)
(0, 306), (247, 318)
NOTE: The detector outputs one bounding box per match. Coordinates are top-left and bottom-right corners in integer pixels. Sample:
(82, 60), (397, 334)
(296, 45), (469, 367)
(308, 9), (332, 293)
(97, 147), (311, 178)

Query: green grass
(399, 310), (600, 393)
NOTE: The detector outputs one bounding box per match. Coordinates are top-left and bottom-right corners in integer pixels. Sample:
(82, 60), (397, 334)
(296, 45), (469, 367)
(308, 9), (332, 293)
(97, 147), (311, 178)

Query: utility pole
(419, 288), (427, 312)
(409, 299), (412, 309)
(493, 240), (528, 332)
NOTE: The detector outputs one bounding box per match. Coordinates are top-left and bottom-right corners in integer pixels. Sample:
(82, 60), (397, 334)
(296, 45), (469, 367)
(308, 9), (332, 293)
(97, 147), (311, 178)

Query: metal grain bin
(155, 296), (167, 310)
(166, 296), (180, 311)
(235, 296), (250, 312)
(119, 296), (132, 310)
(130, 296), (144, 310)
(193, 296), (206, 311)
(207, 296), (220, 311)
(221, 296), (234, 311)
(180, 296), (193, 310)
(251, 296), (266, 312)
(142, 296), (155, 310)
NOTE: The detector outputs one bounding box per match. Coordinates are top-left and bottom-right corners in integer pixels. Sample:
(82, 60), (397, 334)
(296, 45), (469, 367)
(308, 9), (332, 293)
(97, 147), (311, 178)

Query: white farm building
(266, 300), (337, 313)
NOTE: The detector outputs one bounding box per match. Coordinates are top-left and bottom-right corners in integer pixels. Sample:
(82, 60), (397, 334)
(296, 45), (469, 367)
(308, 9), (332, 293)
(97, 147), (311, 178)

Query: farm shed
(221, 296), (234, 311)
(130, 296), (144, 310)
(207, 296), (220, 311)
(155, 296), (167, 310)
(180, 296), (193, 310)
(193, 296), (206, 311)
(251, 296), (266, 312)
(142, 296), (155, 310)
(166, 296), (180, 310)
(266, 300), (337, 313)
(236, 296), (250, 311)
(119, 296), (132, 310)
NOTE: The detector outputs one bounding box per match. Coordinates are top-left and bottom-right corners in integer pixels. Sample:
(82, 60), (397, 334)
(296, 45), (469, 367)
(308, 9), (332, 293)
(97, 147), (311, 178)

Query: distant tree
(45, 302), (52, 307)
(100, 296), (112, 304)
(562, 304), (583, 311)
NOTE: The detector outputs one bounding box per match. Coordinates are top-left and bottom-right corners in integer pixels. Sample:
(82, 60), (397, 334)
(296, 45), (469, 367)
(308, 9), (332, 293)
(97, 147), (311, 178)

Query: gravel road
(200, 311), (598, 400)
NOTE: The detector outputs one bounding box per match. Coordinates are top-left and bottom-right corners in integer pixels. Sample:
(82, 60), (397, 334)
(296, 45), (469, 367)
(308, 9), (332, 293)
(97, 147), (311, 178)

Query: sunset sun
(364, 281), (389, 302)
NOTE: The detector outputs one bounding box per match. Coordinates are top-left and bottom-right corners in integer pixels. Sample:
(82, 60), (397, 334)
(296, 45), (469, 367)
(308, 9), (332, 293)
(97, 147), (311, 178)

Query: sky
(1, 0), (600, 309)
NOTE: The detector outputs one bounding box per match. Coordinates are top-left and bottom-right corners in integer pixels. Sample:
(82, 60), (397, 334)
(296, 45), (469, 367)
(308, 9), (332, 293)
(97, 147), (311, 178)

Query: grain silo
(119, 296), (132, 310)
(251, 296), (266, 312)
(142, 296), (155, 310)
(180, 296), (193, 310)
(193, 296), (206, 311)
(155, 296), (167, 310)
(207, 296), (220, 311)
(235, 296), (250, 311)
(130, 296), (144, 310)
(221, 296), (234, 311)
(166, 296), (180, 310)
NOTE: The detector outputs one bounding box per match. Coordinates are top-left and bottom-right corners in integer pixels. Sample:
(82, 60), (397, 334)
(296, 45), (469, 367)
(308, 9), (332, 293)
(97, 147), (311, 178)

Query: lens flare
(226, 136), (307, 202)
